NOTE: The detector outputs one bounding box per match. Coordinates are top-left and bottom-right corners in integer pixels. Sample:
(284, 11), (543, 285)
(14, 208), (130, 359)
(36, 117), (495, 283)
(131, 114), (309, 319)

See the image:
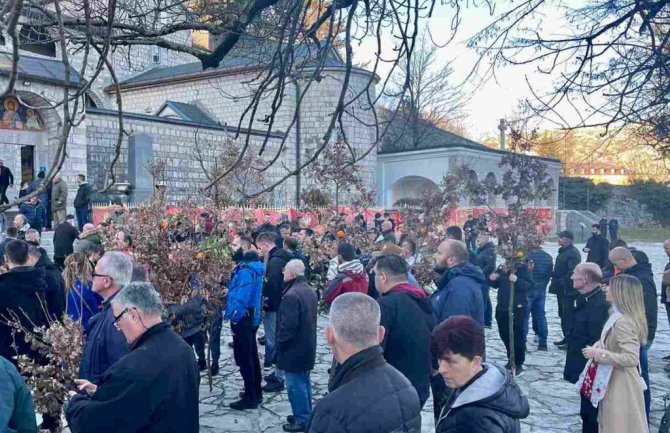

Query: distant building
(566, 162), (633, 185)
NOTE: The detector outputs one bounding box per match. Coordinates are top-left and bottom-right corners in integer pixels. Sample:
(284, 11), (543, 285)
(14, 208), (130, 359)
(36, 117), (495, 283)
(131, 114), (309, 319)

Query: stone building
(0, 27), (377, 209)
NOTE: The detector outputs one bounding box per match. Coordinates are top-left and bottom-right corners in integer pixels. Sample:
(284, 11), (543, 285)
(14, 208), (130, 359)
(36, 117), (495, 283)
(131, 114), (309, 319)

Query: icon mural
(0, 96), (45, 131)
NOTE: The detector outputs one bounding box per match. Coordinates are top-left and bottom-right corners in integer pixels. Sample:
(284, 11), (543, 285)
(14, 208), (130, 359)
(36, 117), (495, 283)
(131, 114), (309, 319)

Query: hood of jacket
(450, 363), (529, 419)
(0, 266), (46, 289)
(35, 250), (58, 270)
(269, 246), (294, 263)
(79, 229), (102, 243)
(387, 283), (432, 315)
(338, 259), (365, 275)
(237, 255), (265, 277)
(438, 262), (487, 289)
(625, 261), (654, 284)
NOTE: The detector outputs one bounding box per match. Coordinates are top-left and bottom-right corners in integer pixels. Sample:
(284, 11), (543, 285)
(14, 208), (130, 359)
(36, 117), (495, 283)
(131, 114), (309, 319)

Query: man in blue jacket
(431, 239), (486, 325)
(226, 235), (266, 410)
(79, 252), (133, 383)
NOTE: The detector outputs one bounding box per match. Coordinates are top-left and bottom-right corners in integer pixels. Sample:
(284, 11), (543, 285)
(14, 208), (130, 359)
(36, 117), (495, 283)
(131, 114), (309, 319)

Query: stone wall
(85, 109), (292, 206)
(109, 66), (379, 204)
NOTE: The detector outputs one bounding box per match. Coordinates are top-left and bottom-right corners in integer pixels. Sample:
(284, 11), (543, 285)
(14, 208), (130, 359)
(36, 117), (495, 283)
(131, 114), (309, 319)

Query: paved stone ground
(198, 241), (670, 433)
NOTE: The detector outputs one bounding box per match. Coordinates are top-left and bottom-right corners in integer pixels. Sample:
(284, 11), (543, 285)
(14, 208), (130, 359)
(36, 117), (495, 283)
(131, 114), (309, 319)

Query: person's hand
(489, 273), (499, 281)
(509, 274), (518, 283)
(74, 379), (97, 395)
(582, 345), (599, 360)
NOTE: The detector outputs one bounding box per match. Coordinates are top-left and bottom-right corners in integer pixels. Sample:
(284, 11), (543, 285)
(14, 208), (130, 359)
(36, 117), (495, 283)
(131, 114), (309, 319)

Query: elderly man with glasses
(78, 251), (133, 383)
(67, 282), (199, 433)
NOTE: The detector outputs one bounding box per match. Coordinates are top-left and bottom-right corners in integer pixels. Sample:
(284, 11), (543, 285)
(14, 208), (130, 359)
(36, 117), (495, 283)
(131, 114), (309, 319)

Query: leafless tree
(384, 31), (465, 149)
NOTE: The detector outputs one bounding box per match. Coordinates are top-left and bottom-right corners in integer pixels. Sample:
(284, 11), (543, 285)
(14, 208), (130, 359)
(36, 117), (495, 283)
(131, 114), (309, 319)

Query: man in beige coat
(51, 176), (68, 227)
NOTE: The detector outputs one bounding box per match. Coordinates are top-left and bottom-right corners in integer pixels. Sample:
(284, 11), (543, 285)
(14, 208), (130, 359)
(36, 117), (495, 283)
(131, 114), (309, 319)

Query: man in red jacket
(323, 242), (368, 305)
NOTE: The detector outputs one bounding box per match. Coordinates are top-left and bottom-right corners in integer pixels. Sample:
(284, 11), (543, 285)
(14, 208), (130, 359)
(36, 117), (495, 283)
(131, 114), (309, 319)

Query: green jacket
(51, 178), (68, 211)
(0, 357), (37, 433)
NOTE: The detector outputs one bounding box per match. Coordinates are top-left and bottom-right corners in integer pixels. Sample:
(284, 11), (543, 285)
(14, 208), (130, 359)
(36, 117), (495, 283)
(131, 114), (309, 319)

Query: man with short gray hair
(276, 259), (317, 432)
(306, 293), (421, 433)
(79, 252), (133, 382)
(67, 283), (199, 433)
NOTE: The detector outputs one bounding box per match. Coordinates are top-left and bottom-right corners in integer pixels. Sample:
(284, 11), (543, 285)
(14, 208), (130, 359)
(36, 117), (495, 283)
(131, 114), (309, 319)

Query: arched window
(19, 25), (56, 57)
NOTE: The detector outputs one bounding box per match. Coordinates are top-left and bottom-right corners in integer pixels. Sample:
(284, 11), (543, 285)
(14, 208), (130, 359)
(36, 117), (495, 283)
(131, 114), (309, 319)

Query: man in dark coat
(608, 218), (619, 242)
(432, 316), (529, 433)
(564, 263), (609, 433)
(463, 215), (477, 251)
(276, 260), (318, 432)
(28, 244), (66, 321)
(598, 217), (608, 239)
(610, 246), (657, 418)
(0, 226), (17, 266)
(583, 224), (609, 269)
(256, 231), (293, 391)
(549, 231), (581, 348)
(66, 282), (199, 433)
(375, 254), (437, 408)
(0, 240), (47, 363)
(489, 243), (533, 376)
(474, 231), (496, 328)
(431, 239), (485, 325)
(73, 174), (93, 231)
(79, 252), (133, 383)
(307, 293), (421, 433)
(53, 214), (79, 269)
(0, 159), (14, 205)
(524, 245), (553, 351)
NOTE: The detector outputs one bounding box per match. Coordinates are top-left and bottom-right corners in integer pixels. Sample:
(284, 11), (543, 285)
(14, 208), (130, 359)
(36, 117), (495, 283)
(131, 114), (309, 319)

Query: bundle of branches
(102, 195), (233, 307)
(6, 313), (83, 432)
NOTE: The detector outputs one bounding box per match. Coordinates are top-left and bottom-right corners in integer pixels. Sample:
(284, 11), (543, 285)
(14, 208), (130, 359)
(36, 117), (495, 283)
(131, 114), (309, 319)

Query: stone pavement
(198, 241), (670, 433)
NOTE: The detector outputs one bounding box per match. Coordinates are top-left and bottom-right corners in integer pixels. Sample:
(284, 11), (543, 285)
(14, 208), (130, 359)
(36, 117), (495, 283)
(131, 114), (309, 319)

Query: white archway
(390, 175), (440, 206)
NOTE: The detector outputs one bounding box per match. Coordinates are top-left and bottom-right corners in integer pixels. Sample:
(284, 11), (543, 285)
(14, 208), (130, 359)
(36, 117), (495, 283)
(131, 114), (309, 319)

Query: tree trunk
(335, 184), (339, 210)
(509, 280), (516, 374)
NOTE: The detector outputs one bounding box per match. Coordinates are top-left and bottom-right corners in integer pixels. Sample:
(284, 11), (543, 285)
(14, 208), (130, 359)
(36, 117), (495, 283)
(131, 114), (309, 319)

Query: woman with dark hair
(432, 315), (529, 433)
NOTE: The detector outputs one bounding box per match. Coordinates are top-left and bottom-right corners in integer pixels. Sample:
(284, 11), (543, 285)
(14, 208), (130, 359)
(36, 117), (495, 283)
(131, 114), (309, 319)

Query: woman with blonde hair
(63, 253), (102, 328)
(581, 274), (648, 433)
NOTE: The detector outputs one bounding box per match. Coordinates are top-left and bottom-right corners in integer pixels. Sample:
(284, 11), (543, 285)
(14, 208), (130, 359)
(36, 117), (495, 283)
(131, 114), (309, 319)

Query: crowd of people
(0, 205), (668, 433)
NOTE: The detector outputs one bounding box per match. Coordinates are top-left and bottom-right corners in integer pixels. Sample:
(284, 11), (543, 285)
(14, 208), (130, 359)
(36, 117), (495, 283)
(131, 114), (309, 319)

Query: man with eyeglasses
(78, 251), (133, 383)
(67, 282), (199, 433)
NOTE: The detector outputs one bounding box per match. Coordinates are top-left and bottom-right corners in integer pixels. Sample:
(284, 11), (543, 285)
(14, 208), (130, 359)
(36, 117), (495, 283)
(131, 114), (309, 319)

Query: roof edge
(378, 144), (562, 164)
(85, 107), (286, 138)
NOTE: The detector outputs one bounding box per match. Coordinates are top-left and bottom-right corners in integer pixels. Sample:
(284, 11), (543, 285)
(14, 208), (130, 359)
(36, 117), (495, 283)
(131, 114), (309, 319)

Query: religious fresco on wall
(0, 96), (45, 131)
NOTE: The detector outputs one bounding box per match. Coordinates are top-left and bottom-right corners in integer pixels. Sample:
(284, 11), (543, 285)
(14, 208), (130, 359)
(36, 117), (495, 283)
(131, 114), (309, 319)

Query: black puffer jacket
(623, 261), (658, 342)
(564, 286), (609, 383)
(549, 244), (581, 297)
(489, 263), (533, 312)
(378, 283), (437, 408)
(0, 266), (47, 361)
(35, 250), (66, 321)
(474, 242), (497, 278)
(436, 364), (530, 433)
(584, 234), (609, 268)
(307, 345), (421, 433)
(262, 247), (294, 312)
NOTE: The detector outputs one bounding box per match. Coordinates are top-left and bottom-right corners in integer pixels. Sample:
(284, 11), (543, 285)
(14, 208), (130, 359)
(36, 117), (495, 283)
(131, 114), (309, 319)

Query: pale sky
(352, 1), (580, 141)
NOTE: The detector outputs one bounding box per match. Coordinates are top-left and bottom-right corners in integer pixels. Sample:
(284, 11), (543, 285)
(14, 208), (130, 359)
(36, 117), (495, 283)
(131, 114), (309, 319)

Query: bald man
(609, 246), (657, 418)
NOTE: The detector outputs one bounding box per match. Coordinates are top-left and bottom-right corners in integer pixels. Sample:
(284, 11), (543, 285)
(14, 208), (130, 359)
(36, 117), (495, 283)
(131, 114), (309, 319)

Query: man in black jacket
(307, 292), (421, 433)
(375, 254), (437, 408)
(474, 231), (496, 328)
(432, 316), (529, 433)
(66, 282), (199, 433)
(27, 244), (66, 321)
(662, 239), (670, 369)
(489, 243), (533, 376)
(73, 174), (92, 231)
(598, 217), (608, 239)
(609, 246), (657, 418)
(0, 226), (17, 266)
(608, 218), (619, 242)
(583, 224), (609, 269)
(565, 263), (609, 433)
(549, 231), (581, 349)
(53, 214), (79, 269)
(0, 240), (47, 363)
(257, 231), (294, 391)
(0, 159), (14, 205)
(276, 260), (318, 432)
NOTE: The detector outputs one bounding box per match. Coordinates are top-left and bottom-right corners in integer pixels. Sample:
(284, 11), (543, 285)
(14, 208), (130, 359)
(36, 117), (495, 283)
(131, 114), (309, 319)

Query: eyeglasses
(92, 272), (112, 280)
(113, 308), (131, 330)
